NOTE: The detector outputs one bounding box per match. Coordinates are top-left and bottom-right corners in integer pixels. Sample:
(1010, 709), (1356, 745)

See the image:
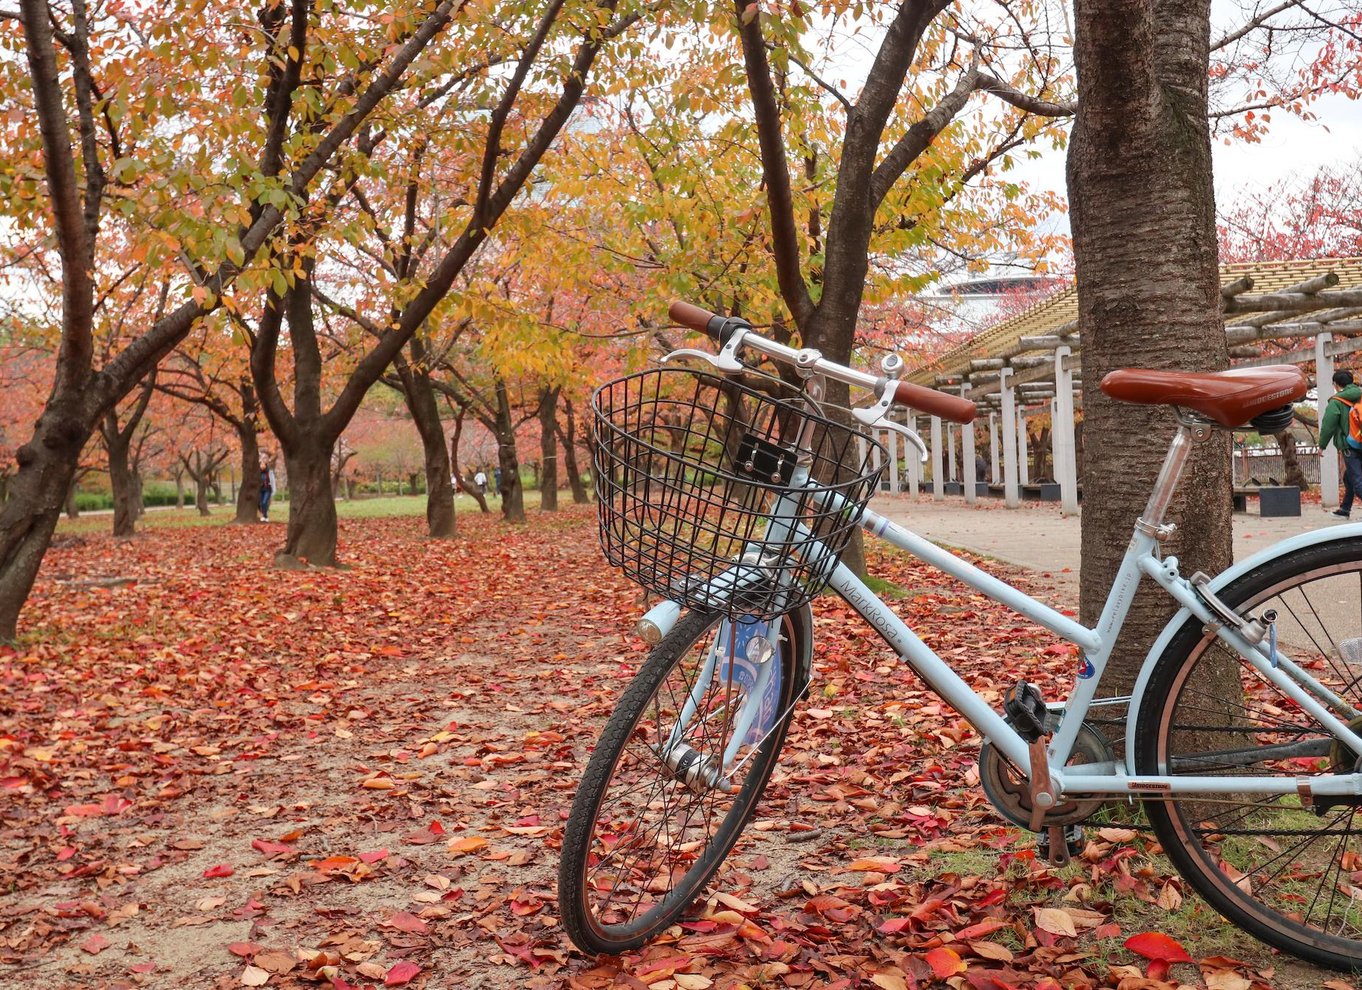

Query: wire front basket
(592, 366), (885, 619)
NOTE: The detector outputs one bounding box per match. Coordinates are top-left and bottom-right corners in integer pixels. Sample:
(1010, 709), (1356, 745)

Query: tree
(0, 0), (472, 639)
(99, 374), (155, 537)
(1066, 0), (1228, 691)
(1218, 160), (1362, 263)
(160, 317), (269, 525)
(254, 0), (644, 565)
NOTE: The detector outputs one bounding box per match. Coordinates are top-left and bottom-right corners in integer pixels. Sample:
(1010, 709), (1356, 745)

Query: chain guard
(979, 719), (1114, 828)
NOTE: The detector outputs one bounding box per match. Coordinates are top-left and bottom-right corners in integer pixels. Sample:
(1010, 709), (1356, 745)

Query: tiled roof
(908, 256), (1362, 386)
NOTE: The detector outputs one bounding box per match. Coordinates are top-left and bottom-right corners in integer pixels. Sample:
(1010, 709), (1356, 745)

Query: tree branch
(975, 70), (1075, 117)
(734, 2), (814, 326)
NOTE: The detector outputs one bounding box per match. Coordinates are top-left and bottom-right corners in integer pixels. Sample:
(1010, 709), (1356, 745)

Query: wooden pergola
(871, 257), (1362, 513)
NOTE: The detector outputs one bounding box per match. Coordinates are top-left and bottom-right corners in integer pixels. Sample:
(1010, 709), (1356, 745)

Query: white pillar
(907, 414), (921, 498)
(931, 416), (944, 500)
(1318, 333), (1339, 509)
(1017, 405), (1030, 487)
(989, 413), (1000, 485)
(962, 384), (978, 505)
(946, 425), (957, 482)
(1054, 346), (1079, 516)
(1000, 369), (1020, 508)
(885, 427), (899, 494)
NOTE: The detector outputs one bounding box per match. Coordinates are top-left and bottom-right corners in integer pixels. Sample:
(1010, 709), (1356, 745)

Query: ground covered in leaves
(0, 506), (1347, 990)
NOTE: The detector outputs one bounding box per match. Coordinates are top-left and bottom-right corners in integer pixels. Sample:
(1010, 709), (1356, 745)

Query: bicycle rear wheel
(558, 607), (807, 955)
(1135, 535), (1362, 968)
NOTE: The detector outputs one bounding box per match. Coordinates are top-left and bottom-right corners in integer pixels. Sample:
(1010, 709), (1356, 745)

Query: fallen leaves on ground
(0, 506), (1321, 988)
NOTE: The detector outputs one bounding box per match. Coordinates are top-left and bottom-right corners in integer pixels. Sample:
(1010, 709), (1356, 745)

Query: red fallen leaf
(202, 864), (234, 878)
(384, 961), (421, 986)
(1124, 932), (1192, 963)
(878, 917), (912, 934)
(359, 848), (389, 864)
(56, 846), (76, 861)
(925, 946), (967, 979)
(310, 855), (359, 873)
(956, 919), (1008, 940)
(101, 794), (132, 815)
(81, 933), (110, 954)
(251, 838), (292, 857)
(1125, 931), (1193, 980)
(64, 803), (104, 818)
(228, 942), (262, 957)
(129, 963), (157, 973)
(384, 911), (428, 934)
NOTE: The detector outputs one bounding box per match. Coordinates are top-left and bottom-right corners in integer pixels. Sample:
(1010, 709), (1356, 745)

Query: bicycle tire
(558, 607), (807, 955)
(1135, 534), (1362, 968)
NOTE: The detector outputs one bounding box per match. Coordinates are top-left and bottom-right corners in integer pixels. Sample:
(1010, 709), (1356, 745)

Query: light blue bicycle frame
(654, 419), (1362, 805)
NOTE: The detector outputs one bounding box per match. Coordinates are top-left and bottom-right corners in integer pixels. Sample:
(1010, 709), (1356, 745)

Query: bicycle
(557, 299), (1362, 969)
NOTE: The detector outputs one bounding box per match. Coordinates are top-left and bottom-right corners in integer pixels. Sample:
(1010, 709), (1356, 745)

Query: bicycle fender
(1124, 522), (1362, 766)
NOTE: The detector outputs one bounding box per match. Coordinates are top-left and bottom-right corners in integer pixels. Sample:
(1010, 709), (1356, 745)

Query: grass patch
(55, 491), (547, 535)
(862, 574), (910, 599)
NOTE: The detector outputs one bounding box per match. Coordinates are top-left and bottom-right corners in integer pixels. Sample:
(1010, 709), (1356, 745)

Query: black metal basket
(591, 366), (885, 619)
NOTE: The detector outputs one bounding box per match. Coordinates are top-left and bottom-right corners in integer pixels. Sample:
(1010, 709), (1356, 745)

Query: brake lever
(853, 380), (928, 462)
(661, 327), (749, 373)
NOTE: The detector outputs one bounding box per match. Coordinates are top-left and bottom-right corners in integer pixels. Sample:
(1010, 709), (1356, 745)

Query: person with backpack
(1321, 369), (1362, 518)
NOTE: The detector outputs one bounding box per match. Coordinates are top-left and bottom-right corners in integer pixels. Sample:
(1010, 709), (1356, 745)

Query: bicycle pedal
(1037, 823), (1085, 866)
(1003, 681), (1048, 743)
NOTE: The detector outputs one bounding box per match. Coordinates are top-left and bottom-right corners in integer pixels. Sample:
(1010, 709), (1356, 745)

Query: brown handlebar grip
(892, 381), (977, 424)
(669, 300), (723, 338)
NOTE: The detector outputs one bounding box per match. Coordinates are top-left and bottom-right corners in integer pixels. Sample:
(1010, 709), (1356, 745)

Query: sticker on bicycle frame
(1077, 657), (1095, 679)
(717, 617), (782, 746)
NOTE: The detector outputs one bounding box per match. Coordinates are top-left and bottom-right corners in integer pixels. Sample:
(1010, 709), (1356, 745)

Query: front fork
(654, 618), (782, 794)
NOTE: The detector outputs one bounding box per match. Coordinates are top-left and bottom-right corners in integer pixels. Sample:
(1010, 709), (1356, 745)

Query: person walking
(1321, 369), (1362, 518)
(259, 459), (276, 522)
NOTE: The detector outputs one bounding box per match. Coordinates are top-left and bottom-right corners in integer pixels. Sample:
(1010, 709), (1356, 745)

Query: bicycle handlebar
(668, 300), (977, 425)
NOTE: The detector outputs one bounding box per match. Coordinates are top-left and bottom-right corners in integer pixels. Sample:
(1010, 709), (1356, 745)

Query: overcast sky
(1008, 89), (1362, 229)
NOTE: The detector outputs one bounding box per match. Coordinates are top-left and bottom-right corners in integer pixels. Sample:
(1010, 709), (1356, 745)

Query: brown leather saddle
(1100, 365), (1308, 428)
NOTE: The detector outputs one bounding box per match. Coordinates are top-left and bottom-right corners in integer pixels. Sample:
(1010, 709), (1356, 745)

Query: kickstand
(1045, 824), (1070, 866)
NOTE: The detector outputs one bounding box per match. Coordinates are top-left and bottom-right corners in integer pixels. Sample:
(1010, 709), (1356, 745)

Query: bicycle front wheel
(558, 608), (806, 955)
(1135, 534), (1362, 968)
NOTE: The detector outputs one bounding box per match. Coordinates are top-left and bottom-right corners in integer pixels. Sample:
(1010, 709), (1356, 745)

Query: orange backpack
(1331, 394), (1362, 449)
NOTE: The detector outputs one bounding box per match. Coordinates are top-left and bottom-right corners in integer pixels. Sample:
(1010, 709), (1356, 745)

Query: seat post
(1136, 418), (1213, 537)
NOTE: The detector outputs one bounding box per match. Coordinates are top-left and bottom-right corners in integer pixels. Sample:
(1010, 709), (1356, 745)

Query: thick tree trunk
(133, 469), (145, 518)
(559, 399), (590, 504)
(1069, 0), (1229, 694)
(64, 483), (79, 519)
(0, 412), (85, 641)
(280, 439), (339, 566)
(234, 383), (262, 524)
(194, 476), (212, 516)
(403, 366), (456, 538)
(493, 380), (525, 523)
(105, 415), (138, 537)
(175, 470), (186, 509)
(539, 386), (560, 512)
